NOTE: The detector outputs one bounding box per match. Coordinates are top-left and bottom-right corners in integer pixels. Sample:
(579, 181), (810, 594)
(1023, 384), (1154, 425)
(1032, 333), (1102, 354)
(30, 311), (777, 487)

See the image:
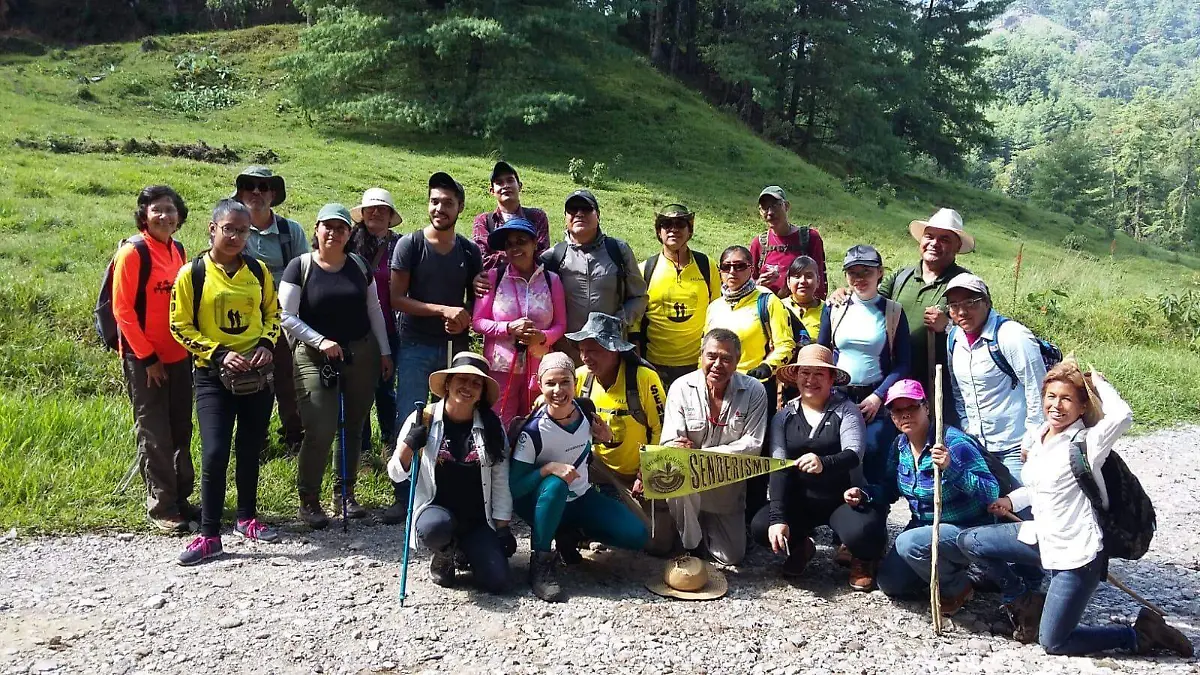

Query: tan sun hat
(645, 556), (728, 601)
(350, 188), (403, 227)
(908, 208), (975, 253)
(428, 352), (501, 406)
(776, 344), (851, 387)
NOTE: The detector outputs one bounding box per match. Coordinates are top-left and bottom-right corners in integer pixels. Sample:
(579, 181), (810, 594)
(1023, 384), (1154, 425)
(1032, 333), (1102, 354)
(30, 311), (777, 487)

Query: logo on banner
(640, 445), (792, 499)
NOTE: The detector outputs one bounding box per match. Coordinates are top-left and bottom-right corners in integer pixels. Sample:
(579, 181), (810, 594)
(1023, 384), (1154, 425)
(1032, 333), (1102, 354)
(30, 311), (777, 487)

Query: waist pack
(1069, 433), (1155, 560)
(219, 361), (274, 395)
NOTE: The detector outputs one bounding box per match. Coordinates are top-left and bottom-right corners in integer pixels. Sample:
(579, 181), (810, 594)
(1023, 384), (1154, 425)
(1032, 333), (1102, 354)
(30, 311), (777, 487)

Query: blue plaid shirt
(865, 425), (997, 527)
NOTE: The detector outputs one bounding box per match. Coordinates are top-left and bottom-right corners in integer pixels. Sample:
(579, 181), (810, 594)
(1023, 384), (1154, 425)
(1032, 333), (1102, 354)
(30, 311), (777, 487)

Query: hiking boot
(848, 558), (877, 592)
(149, 513), (191, 535)
(834, 544), (852, 568)
(781, 537), (816, 578)
(298, 497), (329, 530)
(178, 502), (202, 524)
(1134, 607), (1194, 657)
(529, 551), (563, 602)
(940, 583), (975, 617)
(177, 535), (223, 566)
(380, 499), (407, 525)
(430, 547), (456, 587)
(1002, 591), (1046, 644)
(234, 518), (280, 543)
(331, 488), (368, 520)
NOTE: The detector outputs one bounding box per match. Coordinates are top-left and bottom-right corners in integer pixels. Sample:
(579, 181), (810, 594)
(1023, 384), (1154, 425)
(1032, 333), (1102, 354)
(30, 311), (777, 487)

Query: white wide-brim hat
(909, 208), (975, 253)
(350, 187), (403, 228)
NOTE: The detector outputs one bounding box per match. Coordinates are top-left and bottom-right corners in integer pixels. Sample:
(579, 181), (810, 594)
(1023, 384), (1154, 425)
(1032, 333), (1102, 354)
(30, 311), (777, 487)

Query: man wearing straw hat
(659, 329), (767, 565)
(852, 378), (999, 616)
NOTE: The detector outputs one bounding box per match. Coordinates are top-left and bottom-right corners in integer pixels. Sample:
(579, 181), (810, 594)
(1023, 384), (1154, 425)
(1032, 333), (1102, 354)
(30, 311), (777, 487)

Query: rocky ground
(2, 427), (1199, 675)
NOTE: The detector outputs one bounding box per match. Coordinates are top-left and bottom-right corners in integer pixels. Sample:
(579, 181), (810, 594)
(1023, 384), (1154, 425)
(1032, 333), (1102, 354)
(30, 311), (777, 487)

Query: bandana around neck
(722, 276), (757, 305)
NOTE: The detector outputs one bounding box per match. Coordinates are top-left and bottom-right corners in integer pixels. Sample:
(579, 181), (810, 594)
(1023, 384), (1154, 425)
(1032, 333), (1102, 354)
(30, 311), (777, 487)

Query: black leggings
(750, 494), (888, 560)
(194, 367), (274, 537)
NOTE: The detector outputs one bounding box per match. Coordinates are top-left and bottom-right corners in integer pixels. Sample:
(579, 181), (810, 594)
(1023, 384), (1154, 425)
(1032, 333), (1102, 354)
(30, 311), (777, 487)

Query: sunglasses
(238, 179), (274, 193)
(719, 261), (751, 273)
(657, 219), (691, 230)
(566, 204), (595, 216)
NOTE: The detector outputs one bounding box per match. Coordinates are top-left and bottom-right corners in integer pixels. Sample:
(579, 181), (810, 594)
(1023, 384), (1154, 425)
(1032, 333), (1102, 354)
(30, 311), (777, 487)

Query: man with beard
(234, 165), (308, 453)
(381, 172), (483, 524)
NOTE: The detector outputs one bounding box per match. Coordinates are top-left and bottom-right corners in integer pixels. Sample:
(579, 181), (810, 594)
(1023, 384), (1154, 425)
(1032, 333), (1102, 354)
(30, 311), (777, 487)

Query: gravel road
(2, 426), (1199, 675)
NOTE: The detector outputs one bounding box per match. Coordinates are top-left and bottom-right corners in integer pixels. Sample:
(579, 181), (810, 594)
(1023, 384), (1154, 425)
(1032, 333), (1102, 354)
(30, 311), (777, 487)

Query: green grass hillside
(1, 25), (1198, 531)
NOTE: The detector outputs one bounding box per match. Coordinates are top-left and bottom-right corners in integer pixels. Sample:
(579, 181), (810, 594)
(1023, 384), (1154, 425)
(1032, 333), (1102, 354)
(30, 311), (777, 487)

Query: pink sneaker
(234, 518), (280, 543)
(177, 536), (223, 566)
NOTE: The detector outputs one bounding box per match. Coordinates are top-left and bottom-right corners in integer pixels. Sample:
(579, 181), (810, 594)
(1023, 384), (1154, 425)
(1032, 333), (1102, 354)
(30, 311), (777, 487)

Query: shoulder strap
(582, 371), (595, 398)
(798, 226), (810, 252)
(623, 353), (649, 428)
(893, 266), (918, 299)
(986, 316), (1019, 389)
(755, 232), (768, 271)
(171, 239), (185, 262)
(756, 292), (772, 358)
(494, 264), (506, 287)
(130, 236), (152, 329)
(693, 250), (712, 294)
(884, 299), (901, 361)
(190, 255), (207, 328)
(276, 215), (294, 263)
(544, 242), (568, 274)
(241, 254), (267, 314)
(458, 234), (482, 283)
(643, 254), (659, 284)
(604, 236), (626, 300)
(347, 252), (370, 279)
(638, 255), (658, 348)
(576, 397), (598, 419)
(829, 301), (852, 344)
(1068, 432), (1106, 512)
(299, 252), (313, 290)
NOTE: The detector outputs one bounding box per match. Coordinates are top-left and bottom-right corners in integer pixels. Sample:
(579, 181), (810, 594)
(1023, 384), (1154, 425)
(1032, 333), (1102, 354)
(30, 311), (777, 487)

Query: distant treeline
(0, 0), (299, 44)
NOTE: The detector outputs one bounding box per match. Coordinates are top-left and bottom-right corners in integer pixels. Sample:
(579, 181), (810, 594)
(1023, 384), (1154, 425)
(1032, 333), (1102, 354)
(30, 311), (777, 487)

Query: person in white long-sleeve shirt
(957, 362), (1193, 657)
(659, 329), (768, 564)
(945, 273), (1045, 482)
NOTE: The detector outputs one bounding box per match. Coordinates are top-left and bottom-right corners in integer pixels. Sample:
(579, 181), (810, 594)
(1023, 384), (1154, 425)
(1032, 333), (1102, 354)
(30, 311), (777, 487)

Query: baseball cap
(945, 273), (990, 298)
(490, 161), (519, 184)
(428, 171), (465, 204)
(843, 244), (883, 270)
(758, 185), (787, 203)
(565, 189), (599, 213)
(885, 379), (927, 407)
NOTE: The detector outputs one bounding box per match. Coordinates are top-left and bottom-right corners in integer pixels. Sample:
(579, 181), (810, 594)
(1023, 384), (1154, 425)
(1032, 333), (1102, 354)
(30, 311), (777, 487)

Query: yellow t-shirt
(575, 360), (665, 476)
(640, 251), (721, 367)
(704, 288), (796, 374)
(783, 297), (824, 343)
(170, 254), (281, 368)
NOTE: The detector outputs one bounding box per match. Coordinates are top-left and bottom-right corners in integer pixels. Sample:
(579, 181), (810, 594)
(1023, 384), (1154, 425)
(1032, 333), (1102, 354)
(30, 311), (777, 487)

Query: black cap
(490, 161), (519, 184)
(428, 171), (465, 205)
(565, 189), (599, 213)
(843, 244), (883, 270)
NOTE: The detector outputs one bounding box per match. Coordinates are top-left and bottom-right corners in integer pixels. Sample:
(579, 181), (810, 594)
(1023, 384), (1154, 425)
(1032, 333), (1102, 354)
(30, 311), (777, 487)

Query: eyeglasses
(947, 297), (988, 314)
(238, 180), (274, 193)
(566, 204), (595, 216)
(719, 261), (751, 273)
(217, 224), (252, 240)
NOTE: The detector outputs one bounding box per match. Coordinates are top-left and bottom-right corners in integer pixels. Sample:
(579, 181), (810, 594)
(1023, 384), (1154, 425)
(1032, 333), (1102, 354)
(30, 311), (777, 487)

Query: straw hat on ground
(776, 344), (852, 387)
(645, 556), (728, 601)
(428, 352), (500, 406)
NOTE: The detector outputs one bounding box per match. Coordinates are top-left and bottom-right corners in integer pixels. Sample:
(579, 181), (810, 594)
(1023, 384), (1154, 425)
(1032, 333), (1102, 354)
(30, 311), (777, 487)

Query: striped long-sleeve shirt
(865, 425), (997, 527)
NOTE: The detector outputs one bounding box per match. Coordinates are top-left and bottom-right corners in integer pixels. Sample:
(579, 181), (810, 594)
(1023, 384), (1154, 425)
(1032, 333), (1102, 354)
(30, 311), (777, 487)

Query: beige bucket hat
(645, 556), (728, 601)
(909, 208), (975, 253)
(350, 188), (403, 227)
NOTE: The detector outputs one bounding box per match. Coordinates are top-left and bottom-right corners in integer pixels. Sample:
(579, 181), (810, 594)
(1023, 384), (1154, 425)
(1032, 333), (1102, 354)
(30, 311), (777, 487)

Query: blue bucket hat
(487, 218), (538, 252)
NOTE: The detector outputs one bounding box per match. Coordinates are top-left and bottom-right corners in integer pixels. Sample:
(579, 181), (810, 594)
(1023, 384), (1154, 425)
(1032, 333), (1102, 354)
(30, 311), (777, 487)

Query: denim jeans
(362, 332), (401, 452)
(1040, 557), (1136, 655)
(414, 505), (509, 594)
(993, 446), (1025, 487)
(876, 523), (972, 598)
(956, 522), (1045, 602)
(391, 337), (461, 502)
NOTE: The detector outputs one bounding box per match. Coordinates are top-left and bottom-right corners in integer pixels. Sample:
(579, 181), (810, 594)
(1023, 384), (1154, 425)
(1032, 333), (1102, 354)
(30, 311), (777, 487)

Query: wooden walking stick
(931, 364), (945, 634)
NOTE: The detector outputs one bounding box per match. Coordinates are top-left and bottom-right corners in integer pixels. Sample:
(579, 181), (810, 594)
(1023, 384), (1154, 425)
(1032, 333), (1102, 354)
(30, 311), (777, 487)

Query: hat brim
(429, 366), (501, 406)
(350, 202), (403, 228)
(564, 329), (634, 352)
(487, 223), (537, 252)
(777, 362), (852, 387)
(909, 220), (975, 254)
(645, 568), (728, 601)
(230, 175), (287, 207)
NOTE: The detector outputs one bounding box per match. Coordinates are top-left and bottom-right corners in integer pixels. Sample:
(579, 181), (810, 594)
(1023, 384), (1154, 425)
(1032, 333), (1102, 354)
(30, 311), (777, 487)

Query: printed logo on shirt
(660, 283), (701, 324)
(153, 279), (174, 295)
(214, 291), (256, 336)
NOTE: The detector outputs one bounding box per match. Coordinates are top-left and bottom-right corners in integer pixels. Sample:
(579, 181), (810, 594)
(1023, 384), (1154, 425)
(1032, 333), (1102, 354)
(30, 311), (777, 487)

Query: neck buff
(722, 276), (757, 305)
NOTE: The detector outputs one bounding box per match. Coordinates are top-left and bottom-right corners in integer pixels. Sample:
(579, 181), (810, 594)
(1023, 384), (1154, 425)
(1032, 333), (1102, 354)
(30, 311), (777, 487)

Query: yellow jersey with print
(170, 254), (281, 368)
(575, 360), (665, 476)
(704, 288), (795, 374)
(783, 297), (824, 344)
(640, 251), (721, 367)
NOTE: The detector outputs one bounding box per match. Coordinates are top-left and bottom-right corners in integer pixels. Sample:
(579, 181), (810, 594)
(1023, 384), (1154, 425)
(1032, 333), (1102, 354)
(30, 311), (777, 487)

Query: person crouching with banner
(849, 379), (998, 610)
(659, 329), (767, 565)
(510, 352), (649, 603)
(386, 352), (514, 595)
(750, 344), (888, 589)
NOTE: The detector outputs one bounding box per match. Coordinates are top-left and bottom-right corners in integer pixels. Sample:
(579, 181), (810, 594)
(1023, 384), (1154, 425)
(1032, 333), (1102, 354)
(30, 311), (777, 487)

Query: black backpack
(978, 449), (1018, 497)
(94, 235), (185, 350)
(948, 318), (1063, 390)
(1069, 433), (1155, 560)
(754, 227), (811, 275)
(638, 250), (715, 351)
(580, 351), (654, 428)
(188, 253), (267, 329)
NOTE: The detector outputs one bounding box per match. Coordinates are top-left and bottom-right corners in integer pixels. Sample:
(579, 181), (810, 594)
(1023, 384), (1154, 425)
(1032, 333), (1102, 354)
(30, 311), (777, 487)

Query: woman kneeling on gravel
(957, 362), (1192, 657)
(387, 352), (514, 594)
(510, 352), (648, 602)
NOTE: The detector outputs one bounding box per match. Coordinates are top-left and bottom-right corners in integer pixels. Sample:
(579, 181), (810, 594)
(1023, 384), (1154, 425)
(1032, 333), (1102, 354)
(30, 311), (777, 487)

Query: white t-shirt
(513, 403), (593, 501)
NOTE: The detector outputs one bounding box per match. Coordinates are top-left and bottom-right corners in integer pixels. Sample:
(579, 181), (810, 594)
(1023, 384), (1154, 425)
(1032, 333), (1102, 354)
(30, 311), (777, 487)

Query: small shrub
(726, 144), (744, 163)
(588, 162), (608, 188)
(169, 50), (240, 113)
(842, 176), (869, 196)
(1158, 290), (1200, 341)
(75, 85), (96, 102)
(568, 157), (587, 185)
(1027, 288), (1069, 318)
(1062, 233), (1089, 251)
(875, 183), (896, 209)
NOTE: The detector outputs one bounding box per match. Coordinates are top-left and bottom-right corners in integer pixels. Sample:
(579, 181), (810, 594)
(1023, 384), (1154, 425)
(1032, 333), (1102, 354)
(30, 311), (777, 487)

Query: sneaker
(1134, 607), (1194, 657)
(834, 544), (852, 568)
(298, 497), (329, 530)
(234, 518), (280, 543)
(940, 583), (975, 617)
(177, 536), (223, 566)
(379, 500), (407, 525)
(529, 550), (563, 602)
(1002, 591), (1046, 644)
(430, 548), (456, 587)
(781, 537), (816, 578)
(848, 558), (876, 591)
(149, 513), (191, 535)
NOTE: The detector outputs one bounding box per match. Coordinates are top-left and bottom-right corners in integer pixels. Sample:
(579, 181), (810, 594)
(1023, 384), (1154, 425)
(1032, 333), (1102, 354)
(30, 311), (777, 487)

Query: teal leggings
(513, 476), (648, 553)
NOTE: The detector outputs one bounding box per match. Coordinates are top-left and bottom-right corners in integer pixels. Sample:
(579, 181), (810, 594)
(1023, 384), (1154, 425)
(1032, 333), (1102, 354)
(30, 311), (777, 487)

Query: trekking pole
(399, 401), (428, 606)
(996, 510), (1167, 617)
(338, 389), (348, 534)
(931, 364), (945, 635)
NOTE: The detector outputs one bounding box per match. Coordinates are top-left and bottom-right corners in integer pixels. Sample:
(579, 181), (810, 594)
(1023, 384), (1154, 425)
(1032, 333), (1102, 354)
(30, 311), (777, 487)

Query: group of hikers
(104, 162), (1193, 659)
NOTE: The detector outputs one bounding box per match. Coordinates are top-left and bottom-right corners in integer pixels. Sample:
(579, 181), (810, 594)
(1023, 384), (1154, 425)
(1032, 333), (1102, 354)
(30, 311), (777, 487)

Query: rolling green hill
(1, 24), (1197, 531)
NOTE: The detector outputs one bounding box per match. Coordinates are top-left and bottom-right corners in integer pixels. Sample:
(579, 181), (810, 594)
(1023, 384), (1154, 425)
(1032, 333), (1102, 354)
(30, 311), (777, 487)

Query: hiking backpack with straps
(408, 232), (483, 299)
(828, 297), (902, 360)
(754, 227), (811, 274)
(275, 214), (297, 264)
(543, 236), (627, 301)
(638, 251), (714, 349)
(94, 234), (185, 350)
(509, 397), (599, 455)
(947, 318), (1063, 390)
(189, 253), (268, 329)
(755, 292), (811, 363)
(287, 252), (371, 347)
(580, 351), (654, 429)
(1069, 433), (1156, 560)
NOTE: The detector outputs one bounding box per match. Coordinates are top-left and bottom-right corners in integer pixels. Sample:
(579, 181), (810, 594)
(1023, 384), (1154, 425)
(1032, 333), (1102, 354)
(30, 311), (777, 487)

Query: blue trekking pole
(398, 400), (427, 606)
(338, 390), (348, 534)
